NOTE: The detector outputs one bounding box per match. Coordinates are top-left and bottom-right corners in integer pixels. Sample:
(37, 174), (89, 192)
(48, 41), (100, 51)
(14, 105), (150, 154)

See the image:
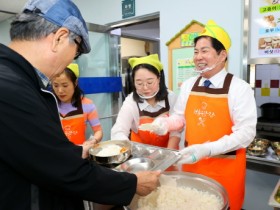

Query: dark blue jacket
(0, 44), (136, 210)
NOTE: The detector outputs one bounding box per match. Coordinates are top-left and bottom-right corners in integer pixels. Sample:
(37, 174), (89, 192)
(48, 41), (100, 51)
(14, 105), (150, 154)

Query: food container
(89, 140), (131, 165)
(247, 138), (270, 157)
(253, 138), (270, 147)
(271, 141), (280, 150)
(247, 145), (267, 156)
(129, 171), (229, 210)
(270, 141), (280, 159)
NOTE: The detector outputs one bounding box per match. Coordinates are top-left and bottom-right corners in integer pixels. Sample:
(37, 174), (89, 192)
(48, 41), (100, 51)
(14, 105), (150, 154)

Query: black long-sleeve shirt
(0, 44), (137, 210)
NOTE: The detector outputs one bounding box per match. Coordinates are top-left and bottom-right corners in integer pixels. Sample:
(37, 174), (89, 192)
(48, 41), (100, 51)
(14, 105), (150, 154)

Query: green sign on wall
(122, 0), (135, 19)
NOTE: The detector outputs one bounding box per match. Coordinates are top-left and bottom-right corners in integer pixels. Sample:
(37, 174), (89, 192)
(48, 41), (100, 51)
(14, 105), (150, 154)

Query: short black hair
(194, 35), (226, 54)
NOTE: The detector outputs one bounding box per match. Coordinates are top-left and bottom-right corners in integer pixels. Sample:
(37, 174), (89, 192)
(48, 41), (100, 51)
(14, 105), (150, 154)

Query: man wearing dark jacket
(0, 0), (160, 209)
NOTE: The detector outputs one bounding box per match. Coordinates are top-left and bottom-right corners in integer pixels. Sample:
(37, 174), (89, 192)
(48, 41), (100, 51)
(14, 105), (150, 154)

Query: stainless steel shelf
(246, 149), (280, 175)
(257, 131), (280, 138)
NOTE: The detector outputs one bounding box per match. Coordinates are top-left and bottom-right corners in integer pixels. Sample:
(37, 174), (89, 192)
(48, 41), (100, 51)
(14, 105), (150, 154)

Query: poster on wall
(181, 32), (200, 47)
(249, 0), (280, 60)
(172, 48), (198, 94)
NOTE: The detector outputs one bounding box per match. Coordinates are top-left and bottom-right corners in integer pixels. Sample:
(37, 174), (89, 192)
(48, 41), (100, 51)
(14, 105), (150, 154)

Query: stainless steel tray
(114, 142), (181, 173)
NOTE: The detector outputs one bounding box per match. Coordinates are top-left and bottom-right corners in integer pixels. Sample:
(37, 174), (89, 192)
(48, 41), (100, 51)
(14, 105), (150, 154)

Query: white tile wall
(255, 64), (280, 107)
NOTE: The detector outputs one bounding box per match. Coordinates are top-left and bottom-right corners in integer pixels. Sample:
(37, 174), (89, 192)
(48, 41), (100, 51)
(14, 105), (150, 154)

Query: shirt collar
(201, 68), (227, 88)
(138, 99), (166, 111)
(34, 68), (50, 88)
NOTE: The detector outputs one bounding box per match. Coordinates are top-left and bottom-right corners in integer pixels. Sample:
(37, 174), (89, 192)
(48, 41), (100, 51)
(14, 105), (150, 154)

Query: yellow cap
(67, 63), (79, 78)
(128, 54), (163, 72)
(199, 20), (231, 52)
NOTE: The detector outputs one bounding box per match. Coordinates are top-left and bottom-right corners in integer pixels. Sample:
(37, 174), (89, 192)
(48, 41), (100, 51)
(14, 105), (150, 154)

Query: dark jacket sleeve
(0, 62), (137, 206)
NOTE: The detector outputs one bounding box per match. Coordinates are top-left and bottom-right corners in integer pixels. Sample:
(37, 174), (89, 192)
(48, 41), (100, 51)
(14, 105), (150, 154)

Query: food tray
(114, 142), (181, 173)
(268, 179), (280, 208)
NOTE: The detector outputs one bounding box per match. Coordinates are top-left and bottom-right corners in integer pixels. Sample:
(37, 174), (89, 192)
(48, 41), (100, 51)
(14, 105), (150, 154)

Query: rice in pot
(136, 175), (223, 210)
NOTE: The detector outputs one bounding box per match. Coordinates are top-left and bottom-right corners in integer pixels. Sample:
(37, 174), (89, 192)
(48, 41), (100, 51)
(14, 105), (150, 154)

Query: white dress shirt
(173, 69), (257, 155)
(111, 90), (179, 140)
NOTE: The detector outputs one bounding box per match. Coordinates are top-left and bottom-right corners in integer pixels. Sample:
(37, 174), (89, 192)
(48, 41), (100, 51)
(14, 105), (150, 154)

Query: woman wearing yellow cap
(52, 63), (103, 145)
(151, 21), (257, 210)
(111, 54), (180, 149)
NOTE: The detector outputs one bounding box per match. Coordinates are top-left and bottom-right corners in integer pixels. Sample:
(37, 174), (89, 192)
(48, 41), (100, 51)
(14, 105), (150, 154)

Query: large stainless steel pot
(129, 171), (229, 210)
(89, 140), (131, 165)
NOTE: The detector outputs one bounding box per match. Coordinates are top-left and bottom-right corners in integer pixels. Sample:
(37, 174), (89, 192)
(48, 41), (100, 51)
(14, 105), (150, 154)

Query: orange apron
(131, 97), (170, 147)
(183, 74), (246, 210)
(60, 100), (86, 145)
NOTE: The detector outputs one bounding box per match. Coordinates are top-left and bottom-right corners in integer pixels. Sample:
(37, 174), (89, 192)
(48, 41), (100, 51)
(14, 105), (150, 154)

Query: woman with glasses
(111, 54), (180, 149)
(52, 63), (103, 145)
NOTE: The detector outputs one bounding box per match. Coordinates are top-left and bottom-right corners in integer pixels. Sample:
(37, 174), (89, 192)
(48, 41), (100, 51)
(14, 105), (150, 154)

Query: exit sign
(122, 0), (135, 19)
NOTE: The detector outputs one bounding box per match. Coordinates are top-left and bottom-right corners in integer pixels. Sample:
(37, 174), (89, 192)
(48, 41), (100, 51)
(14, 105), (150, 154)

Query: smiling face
(52, 72), (76, 103)
(193, 37), (227, 78)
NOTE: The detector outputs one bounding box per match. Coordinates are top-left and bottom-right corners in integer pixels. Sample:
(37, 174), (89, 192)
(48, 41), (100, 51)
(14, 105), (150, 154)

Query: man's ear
(51, 27), (70, 51)
(220, 50), (228, 62)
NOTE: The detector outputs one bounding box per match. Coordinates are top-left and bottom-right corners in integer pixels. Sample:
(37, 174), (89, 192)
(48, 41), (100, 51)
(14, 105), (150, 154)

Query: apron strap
(60, 98), (83, 118)
(136, 96), (170, 118)
(192, 73), (233, 94)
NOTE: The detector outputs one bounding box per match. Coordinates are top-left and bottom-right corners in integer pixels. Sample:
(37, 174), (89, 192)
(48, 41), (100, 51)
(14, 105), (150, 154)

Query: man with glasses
(0, 0), (160, 209)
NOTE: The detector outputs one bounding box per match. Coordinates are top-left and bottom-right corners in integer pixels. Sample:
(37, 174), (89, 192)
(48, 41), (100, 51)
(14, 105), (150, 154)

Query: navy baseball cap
(23, 0), (91, 54)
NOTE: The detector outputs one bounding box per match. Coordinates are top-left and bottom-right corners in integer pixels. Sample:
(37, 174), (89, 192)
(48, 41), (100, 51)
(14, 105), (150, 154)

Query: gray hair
(10, 13), (78, 43)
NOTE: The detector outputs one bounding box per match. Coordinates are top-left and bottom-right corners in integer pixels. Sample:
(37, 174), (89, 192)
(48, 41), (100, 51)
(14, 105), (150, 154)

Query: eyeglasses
(74, 39), (82, 60)
(134, 78), (157, 89)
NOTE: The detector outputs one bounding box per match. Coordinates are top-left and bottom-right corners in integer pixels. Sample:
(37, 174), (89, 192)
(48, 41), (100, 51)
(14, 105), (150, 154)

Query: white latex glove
(151, 115), (185, 136)
(151, 117), (169, 135)
(177, 144), (211, 164)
